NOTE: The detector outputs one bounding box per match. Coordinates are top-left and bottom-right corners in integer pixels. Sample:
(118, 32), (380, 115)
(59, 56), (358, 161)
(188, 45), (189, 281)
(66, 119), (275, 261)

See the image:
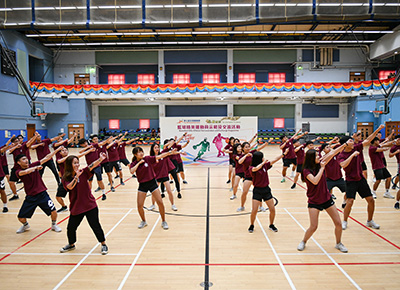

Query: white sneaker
(171, 205), (178, 211)
(51, 224), (62, 232)
(138, 221), (148, 229)
(161, 221), (169, 230)
(259, 206), (266, 212)
(230, 195), (237, 200)
(342, 221), (347, 230)
(372, 177), (376, 182)
(229, 187), (233, 192)
(335, 242), (348, 253)
(366, 220), (380, 229)
(297, 241), (306, 251)
(237, 206), (245, 212)
(16, 224), (30, 234)
(372, 191), (377, 199)
(383, 192), (395, 199)
(147, 204), (156, 211)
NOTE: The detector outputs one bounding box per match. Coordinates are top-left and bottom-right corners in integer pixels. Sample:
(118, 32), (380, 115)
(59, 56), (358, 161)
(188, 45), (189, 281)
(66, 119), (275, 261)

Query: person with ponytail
(296, 143), (348, 253)
(163, 139), (182, 198)
(130, 146), (176, 230)
(230, 143), (244, 200)
(60, 152), (108, 255)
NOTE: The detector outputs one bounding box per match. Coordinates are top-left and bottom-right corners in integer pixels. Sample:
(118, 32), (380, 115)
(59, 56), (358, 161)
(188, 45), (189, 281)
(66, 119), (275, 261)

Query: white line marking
(277, 251), (400, 256)
(117, 216), (161, 290)
(0, 252), (137, 256)
(53, 209), (133, 290)
(256, 217), (296, 290)
(284, 208), (362, 290)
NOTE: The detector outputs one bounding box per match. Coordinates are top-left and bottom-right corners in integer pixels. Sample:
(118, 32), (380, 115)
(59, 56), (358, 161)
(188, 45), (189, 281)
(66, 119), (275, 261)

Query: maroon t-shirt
(129, 156), (157, 183)
(161, 148), (176, 172)
(296, 145), (305, 165)
(303, 168), (331, 205)
(369, 146), (385, 170)
(53, 140), (68, 160)
(337, 142), (364, 181)
(35, 138), (52, 160)
(283, 137), (296, 159)
(11, 142), (31, 168)
(1, 145), (8, 166)
(325, 156), (342, 181)
(85, 143), (100, 166)
(234, 154), (244, 173)
(98, 145), (109, 164)
(0, 159), (5, 178)
(243, 150), (257, 178)
(224, 144), (233, 160)
(16, 161), (47, 196)
(118, 142), (127, 160)
(152, 157), (169, 179)
(250, 162), (272, 188)
(390, 145), (400, 163)
(172, 144), (183, 163)
(355, 141), (365, 163)
(63, 167), (97, 216)
(107, 143), (120, 162)
(57, 157), (65, 176)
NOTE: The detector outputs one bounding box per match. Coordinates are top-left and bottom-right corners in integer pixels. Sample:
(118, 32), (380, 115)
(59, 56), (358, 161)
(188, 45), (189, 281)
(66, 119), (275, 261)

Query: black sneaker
(60, 244), (75, 253)
(169, 180), (173, 184)
(120, 181), (125, 186)
(177, 193), (182, 199)
(395, 202), (400, 210)
(161, 193), (165, 198)
(94, 187), (101, 192)
(269, 224), (278, 232)
(102, 194), (107, 200)
(248, 225), (254, 233)
(57, 206), (68, 213)
(101, 244), (108, 255)
(342, 202), (346, 209)
(16, 180), (22, 184)
(291, 183), (296, 189)
(226, 180), (231, 184)
(9, 195), (19, 201)
(393, 184), (398, 190)
(332, 194), (337, 200)
(132, 174), (137, 178)
(183, 180), (188, 184)
(2, 207), (8, 213)
(114, 175), (119, 179)
(111, 187), (115, 192)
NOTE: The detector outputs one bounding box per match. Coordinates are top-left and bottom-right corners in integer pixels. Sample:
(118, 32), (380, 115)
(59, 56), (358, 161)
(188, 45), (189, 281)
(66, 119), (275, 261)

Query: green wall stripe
(17, 49), (28, 95)
(234, 105), (295, 118)
(96, 51), (158, 64)
(99, 106), (159, 119)
(233, 50), (297, 63)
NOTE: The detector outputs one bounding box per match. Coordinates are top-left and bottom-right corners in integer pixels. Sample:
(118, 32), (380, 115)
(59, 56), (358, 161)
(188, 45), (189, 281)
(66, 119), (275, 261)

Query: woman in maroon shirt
(60, 152), (108, 255)
(297, 144), (348, 253)
(130, 147), (175, 230)
(223, 137), (235, 185)
(231, 143), (244, 200)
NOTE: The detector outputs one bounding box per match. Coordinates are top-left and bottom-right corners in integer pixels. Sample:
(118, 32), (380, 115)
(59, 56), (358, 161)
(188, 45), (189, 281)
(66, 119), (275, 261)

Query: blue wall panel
(164, 50), (227, 64)
(302, 104), (339, 118)
(166, 105), (227, 117)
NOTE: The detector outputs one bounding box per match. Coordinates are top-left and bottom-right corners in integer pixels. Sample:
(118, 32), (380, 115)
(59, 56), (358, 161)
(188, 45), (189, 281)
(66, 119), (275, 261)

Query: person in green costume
(193, 138), (210, 162)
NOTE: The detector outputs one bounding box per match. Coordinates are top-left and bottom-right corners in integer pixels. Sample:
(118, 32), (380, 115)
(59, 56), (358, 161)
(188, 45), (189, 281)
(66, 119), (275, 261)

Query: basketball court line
(52, 208), (133, 290)
(202, 168), (211, 289)
(117, 215), (161, 290)
(256, 217), (296, 290)
(284, 208), (362, 290)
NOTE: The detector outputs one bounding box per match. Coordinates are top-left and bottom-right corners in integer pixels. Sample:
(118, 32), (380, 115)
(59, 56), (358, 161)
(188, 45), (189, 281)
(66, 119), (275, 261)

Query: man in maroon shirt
(115, 134), (138, 180)
(279, 129), (307, 182)
(14, 145), (63, 234)
(8, 132), (38, 201)
(338, 124), (384, 231)
(107, 135), (124, 186)
(0, 140), (16, 212)
(1, 135), (16, 194)
(352, 131), (368, 180)
(389, 136), (400, 208)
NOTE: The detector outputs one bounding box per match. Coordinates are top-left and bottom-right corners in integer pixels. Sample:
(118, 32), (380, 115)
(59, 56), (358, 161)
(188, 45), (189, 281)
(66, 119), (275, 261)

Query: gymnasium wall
(165, 105), (227, 117)
(54, 51), (97, 85)
(99, 65), (158, 84)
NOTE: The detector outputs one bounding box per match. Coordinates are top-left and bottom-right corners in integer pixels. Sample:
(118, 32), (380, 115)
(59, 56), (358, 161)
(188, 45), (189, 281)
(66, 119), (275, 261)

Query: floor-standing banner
(160, 117), (258, 165)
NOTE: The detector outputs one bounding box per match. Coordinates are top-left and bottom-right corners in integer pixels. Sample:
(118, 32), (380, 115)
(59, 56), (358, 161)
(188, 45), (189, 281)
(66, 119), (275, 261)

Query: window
(238, 73), (256, 83)
(108, 74), (125, 84)
(173, 73), (190, 84)
(203, 73), (220, 83)
(109, 119), (120, 130)
(268, 73), (286, 83)
(379, 70), (396, 80)
(137, 74), (155, 84)
(139, 119), (150, 129)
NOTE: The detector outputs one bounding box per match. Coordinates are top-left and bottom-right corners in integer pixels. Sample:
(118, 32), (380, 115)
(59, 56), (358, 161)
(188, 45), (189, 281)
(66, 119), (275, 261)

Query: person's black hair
(301, 149), (320, 182)
(293, 139), (300, 144)
(320, 143), (329, 151)
(395, 135), (400, 139)
(305, 141), (313, 147)
(340, 136), (352, 145)
(10, 136), (17, 142)
(78, 138), (87, 145)
(15, 154), (26, 163)
(150, 143), (159, 156)
(232, 143), (242, 155)
(251, 151), (263, 167)
(132, 147), (144, 162)
(164, 139), (170, 145)
(16, 134), (23, 139)
(91, 134), (98, 139)
(234, 138), (240, 143)
(371, 137), (379, 144)
(280, 135), (287, 140)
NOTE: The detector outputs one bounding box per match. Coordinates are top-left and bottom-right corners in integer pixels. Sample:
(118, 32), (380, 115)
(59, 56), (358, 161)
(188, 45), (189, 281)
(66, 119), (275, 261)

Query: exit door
(357, 122), (373, 140)
(68, 124), (84, 145)
(26, 124), (36, 140)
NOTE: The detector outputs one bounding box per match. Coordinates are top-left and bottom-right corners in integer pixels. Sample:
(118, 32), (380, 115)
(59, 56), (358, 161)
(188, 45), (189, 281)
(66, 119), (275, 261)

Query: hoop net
(38, 113), (47, 121)
(372, 111), (382, 118)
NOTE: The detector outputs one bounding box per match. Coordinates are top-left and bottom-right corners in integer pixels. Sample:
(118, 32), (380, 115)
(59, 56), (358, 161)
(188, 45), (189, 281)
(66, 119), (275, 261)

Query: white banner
(160, 117), (258, 166)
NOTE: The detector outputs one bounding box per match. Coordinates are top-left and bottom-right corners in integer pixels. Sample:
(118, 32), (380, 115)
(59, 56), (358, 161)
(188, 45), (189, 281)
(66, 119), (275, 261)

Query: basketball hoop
(38, 113), (47, 121)
(372, 111), (382, 118)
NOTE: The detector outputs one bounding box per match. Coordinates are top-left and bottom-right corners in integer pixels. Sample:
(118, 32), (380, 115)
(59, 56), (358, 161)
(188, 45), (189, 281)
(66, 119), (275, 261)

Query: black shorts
(308, 197), (335, 211)
(244, 176), (252, 181)
(120, 158), (130, 166)
(296, 164), (303, 173)
(156, 176), (169, 183)
(383, 157), (387, 167)
(326, 178), (346, 193)
(361, 161), (367, 171)
(236, 172), (245, 179)
(253, 186), (273, 202)
(18, 191), (56, 218)
(101, 162), (111, 173)
(229, 158), (236, 167)
(56, 183), (68, 198)
(283, 158), (297, 167)
(10, 167), (19, 182)
(374, 168), (391, 180)
(0, 177), (5, 190)
(346, 178), (372, 199)
(2, 165), (9, 176)
(109, 161), (121, 172)
(89, 166), (102, 182)
(176, 162), (184, 173)
(138, 179), (159, 193)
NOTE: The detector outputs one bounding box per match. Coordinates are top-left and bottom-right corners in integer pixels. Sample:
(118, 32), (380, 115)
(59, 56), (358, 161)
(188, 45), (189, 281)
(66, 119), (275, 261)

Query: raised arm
(67, 132), (77, 145)
(363, 124), (385, 146)
(306, 162), (326, 185)
(294, 131), (308, 140)
(156, 148), (177, 160)
(65, 168), (84, 190)
(389, 147), (400, 158)
(181, 140), (190, 149)
(176, 133), (187, 144)
(126, 137), (139, 145)
(78, 147), (96, 159)
(321, 143), (346, 164)
(339, 151), (360, 169)
(88, 152), (106, 171)
(0, 142), (15, 153)
(248, 133), (258, 144)
(270, 154), (284, 165)
(40, 146), (63, 165)
(79, 145), (93, 154)
(5, 135), (15, 146)
(238, 153), (251, 164)
(251, 158), (269, 172)
(17, 164), (43, 177)
(30, 142), (45, 150)
(130, 159), (144, 174)
(26, 132), (39, 148)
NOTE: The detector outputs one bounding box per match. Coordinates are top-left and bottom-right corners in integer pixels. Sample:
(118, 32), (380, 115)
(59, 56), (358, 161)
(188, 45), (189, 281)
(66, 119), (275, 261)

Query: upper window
(379, 70), (396, 80)
(238, 73), (256, 83)
(108, 74), (125, 84)
(268, 73), (286, 83)
(137, 74), (155, 84)
(203, 73), (220, 84)
(173, 73), (190, 84)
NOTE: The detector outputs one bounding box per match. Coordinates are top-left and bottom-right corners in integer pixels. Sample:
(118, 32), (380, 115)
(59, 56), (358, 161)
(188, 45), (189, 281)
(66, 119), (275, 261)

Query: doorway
(74, 74), (90, 85)
(26, 124), (36, 140)
(68, 124), (84, 145)
(357, 122), (373, 140)
(385, 121), (400, 138)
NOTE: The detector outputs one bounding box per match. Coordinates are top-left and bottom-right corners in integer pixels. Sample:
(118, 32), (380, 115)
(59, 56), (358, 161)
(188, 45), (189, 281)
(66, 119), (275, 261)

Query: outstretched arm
(248, 133), (258, 144)
(26, 132), (39, 148)
(67, 132), (77, 145)
(294, 131), (308, 140)
(321, 143), (346, 164)
(88, 152), (106, 171)
(176, 133), (187, 144)
(17, 165), (43, 177)
(126, 137), (139, 145)
(339, 151), (359, 169)
(363, 124), (385, 146)
(40, 146), (63, 165)
(181, 140), (190, 149)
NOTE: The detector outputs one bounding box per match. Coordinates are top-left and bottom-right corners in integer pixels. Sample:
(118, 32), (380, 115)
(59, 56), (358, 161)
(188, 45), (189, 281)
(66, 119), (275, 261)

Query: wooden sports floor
(0, 146), (399, 290)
